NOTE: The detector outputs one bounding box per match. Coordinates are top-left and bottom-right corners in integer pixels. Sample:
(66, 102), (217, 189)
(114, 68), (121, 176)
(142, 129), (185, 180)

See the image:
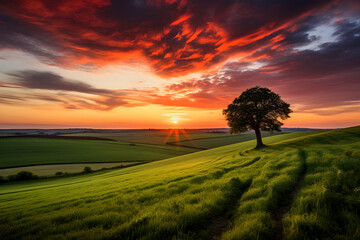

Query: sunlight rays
(162, 128), (193, 145)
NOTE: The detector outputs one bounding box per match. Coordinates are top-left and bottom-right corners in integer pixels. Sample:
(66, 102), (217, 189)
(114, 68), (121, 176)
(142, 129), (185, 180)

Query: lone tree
(223, 86), (292, 148)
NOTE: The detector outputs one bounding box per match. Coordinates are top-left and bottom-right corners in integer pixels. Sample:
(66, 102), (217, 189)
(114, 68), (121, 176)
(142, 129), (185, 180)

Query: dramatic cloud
(149, 18), (360, 114)
(0, 0), (345, 76)
(0, 0), (359, 119)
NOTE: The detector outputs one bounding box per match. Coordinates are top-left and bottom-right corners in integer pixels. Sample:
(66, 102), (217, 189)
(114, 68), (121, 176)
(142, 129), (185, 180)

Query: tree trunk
(254, 127), (264, 148)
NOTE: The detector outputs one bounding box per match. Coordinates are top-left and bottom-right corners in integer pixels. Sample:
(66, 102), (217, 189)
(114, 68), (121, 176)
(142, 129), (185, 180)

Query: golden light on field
(162, 128), (193, 145)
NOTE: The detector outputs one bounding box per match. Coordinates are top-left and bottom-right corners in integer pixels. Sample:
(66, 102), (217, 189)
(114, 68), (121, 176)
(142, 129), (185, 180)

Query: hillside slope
(0, 128), (359, 239)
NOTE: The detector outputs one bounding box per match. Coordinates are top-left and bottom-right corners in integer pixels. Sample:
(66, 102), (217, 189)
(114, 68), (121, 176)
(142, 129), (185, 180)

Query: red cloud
(1, 0), (360, 117)
(0, 0), (337, 77)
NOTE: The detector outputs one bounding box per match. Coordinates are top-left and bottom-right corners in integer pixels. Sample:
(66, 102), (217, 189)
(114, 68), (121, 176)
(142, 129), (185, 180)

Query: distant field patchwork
(64, 129), (295, 150)
(63, 130), (230, 145)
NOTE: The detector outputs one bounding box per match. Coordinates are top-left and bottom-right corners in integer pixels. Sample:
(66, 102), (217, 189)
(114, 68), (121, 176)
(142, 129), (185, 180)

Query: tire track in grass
(208, 178), (252, 239)
(207, 156), (263, 239)
(209, 216), (228, 239)
(273, 154), (307, 240)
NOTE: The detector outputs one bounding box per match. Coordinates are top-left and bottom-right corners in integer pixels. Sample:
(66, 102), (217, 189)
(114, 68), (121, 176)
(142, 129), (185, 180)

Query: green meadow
(0, 138), (195, 168)
(0, 127), (359, 239)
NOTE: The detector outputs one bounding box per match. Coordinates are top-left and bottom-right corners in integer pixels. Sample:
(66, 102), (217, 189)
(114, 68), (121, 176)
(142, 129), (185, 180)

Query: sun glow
(163, 113), (187, 126)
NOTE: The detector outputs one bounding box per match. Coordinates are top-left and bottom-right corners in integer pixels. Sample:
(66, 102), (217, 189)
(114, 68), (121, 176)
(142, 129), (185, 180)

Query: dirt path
(273, 168), (306, 240)
(209, 216), (229, 239)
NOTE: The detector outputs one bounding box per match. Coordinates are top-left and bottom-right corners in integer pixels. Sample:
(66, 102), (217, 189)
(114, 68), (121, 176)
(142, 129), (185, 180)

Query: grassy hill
(0, 128), (359, 239)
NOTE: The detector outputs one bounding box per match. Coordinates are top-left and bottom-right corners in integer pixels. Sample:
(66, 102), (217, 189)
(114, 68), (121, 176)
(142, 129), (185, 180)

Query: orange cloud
(0, 0), (340, 77)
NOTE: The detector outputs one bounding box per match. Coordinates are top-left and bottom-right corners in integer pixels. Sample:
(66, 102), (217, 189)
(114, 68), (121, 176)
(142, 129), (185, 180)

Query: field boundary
(0, 162), (149, 189)
(166, 142), (207, 150)
(0, 161), (147, 170)
(167, 132), (289, 144)
(167, 134), (243, 144)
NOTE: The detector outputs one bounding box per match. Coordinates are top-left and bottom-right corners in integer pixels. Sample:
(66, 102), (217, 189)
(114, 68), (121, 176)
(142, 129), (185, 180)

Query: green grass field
(0, 128), (359, 239)
(0, 138), (195, 168)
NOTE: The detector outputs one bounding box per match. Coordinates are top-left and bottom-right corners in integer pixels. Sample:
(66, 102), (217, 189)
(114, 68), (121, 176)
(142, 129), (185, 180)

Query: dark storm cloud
(194, 0), (329, 39)
(262, 21), (360, 79)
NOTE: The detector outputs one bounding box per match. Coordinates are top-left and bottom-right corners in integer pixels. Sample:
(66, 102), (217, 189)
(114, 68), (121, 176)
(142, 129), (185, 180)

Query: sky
(0, 0), (359, 129)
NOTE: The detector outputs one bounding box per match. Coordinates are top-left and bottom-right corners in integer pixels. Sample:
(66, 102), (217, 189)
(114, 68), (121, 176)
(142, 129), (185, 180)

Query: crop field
(0, 138), (195, 168)
(1, 127), (358, 239)
(63, 130), (230, 145)
(0, 130), (293, 177)
(63, 129), (289, 149)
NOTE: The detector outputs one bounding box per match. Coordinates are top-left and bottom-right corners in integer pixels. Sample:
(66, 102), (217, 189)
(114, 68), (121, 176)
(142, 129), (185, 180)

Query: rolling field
(0, 128), (359, 239)
(0, 138), (195, 168)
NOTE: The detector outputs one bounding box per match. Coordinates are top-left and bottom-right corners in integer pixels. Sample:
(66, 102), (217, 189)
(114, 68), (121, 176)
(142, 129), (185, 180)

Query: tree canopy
(223, 86), (292, 148)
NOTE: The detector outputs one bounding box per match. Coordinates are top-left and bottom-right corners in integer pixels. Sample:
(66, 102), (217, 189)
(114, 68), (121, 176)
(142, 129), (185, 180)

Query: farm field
(0, 138), (195, 168)
(0, 130), (298, 178)
(63, 129), (289, 149)
(1, 127), (358, 239)
(63, 130), (231, 145)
